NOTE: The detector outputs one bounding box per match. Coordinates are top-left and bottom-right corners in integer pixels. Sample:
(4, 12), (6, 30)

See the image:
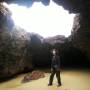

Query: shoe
(48, 84), (52, 86)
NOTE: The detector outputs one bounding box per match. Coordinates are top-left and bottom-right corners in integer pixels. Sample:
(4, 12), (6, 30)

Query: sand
(0, 69), (90, 90)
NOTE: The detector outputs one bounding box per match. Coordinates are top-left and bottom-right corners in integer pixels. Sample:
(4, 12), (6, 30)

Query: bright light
(7, 1), (75, 37)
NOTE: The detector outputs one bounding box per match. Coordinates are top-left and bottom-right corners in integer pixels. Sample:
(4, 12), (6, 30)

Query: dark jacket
(51, 55), (60, 70)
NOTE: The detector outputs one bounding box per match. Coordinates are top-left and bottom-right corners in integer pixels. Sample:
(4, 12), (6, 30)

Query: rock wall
(0, 4), (33, 79)
(71, 13), (90, 65)
(0, 27), (33, 79)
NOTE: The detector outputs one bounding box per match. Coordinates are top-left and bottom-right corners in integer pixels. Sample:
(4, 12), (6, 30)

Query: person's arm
(51, 57), (53, 71)
(57, 56), (60, 70)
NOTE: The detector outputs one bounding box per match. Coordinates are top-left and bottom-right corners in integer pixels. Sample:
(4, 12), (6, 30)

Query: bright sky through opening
(7, 1), (75, 37)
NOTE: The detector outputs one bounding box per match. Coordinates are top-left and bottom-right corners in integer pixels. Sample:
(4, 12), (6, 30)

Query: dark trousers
(49, 68), (61, 85)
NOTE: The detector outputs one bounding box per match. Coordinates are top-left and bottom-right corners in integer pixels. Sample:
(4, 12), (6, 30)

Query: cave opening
(6, 0), (76, 68)
(0, 0), (87, 69)
(3, 0), (75, 38)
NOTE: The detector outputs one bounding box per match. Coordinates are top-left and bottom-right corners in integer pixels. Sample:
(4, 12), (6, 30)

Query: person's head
(51, 49), (58, 55)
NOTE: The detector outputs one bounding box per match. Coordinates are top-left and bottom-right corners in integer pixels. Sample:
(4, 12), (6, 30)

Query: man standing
(48, 49), (61, 86)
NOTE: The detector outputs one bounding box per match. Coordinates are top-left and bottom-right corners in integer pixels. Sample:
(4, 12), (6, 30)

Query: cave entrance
(3, 0), (75, 38)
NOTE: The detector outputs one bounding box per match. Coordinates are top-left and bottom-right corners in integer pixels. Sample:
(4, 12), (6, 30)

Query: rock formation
(0, 26), (33, 79)
(44, 35), (66, 45)
(71, 13), (90, 65)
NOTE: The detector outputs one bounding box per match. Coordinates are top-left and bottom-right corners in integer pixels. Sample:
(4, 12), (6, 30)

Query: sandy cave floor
(0, 69), (90, 90)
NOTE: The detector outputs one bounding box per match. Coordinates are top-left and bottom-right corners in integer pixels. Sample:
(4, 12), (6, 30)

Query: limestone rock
(71, 13), (90, 65)
(44, 35), (66, 45)
(0, 27), (33, 79)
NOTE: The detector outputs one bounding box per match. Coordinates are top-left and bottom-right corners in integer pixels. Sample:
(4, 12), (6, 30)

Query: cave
(0, 0), (90, 79)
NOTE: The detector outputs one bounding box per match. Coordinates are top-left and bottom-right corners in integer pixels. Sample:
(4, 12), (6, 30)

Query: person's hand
(57, 68), (60, 71)
(51, 68), (53, 71)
